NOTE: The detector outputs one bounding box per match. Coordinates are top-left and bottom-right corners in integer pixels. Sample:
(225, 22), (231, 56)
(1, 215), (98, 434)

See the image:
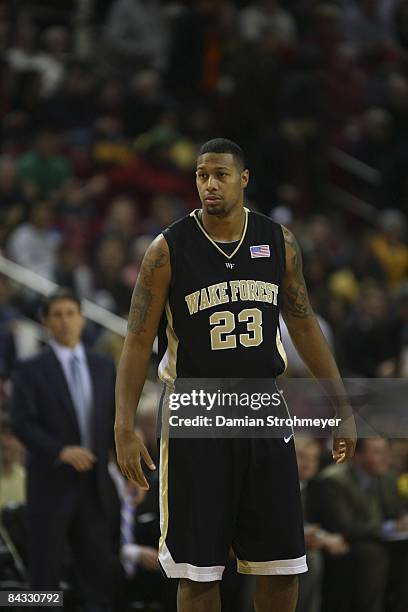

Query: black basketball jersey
(158, 207), (287, 383)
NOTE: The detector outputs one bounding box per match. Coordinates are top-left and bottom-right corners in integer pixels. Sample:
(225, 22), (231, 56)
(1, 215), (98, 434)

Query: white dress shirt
(49, 339), (93, 447)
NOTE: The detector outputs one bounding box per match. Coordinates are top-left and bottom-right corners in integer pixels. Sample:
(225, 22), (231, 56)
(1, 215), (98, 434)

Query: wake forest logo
(185, 280), (279, 315)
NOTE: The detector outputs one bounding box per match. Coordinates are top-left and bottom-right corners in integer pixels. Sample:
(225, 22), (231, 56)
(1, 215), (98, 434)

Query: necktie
(69, 354), (92, 449)
(120, 493), (137, 577)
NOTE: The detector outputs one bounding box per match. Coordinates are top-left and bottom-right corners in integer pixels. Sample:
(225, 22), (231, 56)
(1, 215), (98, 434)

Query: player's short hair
(41, 288), (81, 318)
(198, 138), (245, 169)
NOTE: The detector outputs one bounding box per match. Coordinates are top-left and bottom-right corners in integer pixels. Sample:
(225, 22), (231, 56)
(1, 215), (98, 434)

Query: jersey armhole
(161, 230), (176, 290)
(278, 224), (286, 277)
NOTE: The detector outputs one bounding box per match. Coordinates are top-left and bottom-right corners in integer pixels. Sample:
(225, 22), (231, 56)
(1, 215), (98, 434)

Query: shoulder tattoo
(281, 226), (312, 319)
(127, 245), (169, 334)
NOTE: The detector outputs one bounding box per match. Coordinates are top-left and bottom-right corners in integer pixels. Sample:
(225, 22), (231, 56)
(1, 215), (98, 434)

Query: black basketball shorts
(158, 386), (307, 582)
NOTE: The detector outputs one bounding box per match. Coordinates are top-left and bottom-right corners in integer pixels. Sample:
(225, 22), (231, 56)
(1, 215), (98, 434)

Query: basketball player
(115, 139), (356, 612)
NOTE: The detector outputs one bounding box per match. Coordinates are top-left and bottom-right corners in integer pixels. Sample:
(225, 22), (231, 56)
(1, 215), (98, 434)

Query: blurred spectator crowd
(0, 1), (408, 611)
(0, 0), (406, 376)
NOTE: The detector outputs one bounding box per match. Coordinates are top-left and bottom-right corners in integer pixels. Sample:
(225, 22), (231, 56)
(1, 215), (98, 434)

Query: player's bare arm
(115, 234), (171, 488)
(280, 225), (356, 463)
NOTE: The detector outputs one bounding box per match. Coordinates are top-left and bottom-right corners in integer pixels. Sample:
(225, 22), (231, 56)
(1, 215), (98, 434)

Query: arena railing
(0, 254), (158, 356)
(329, 147), (382, 186)
(0, 254), (127, 336)
(325, 184), (377, 222)
(327, 147), (381, 222)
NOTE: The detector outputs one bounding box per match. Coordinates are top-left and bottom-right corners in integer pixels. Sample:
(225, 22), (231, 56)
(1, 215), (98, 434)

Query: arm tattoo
(281, 226), (312, 319)
(127, 246), (168, 334)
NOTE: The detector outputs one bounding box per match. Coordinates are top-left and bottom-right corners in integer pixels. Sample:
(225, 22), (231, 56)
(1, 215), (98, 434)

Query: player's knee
(257, 573), (298, 594)
(179, 578), (219, 592)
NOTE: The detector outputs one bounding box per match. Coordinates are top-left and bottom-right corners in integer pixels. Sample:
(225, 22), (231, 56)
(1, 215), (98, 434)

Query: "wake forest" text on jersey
(185, 280), (279, 315)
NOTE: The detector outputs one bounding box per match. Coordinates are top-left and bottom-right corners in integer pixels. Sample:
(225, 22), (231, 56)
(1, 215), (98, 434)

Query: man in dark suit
(11, 289), (118, 612)
(295, 437), (349, 612)
(310, 437), (408, 612)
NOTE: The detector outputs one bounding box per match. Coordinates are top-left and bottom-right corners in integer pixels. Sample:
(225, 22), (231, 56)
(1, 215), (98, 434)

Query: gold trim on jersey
(276, 327), (288, 373)
(158, 303), (176, 557)
(190, 207), (249, 260)
(158, 386), (170, 555)
(158, 301), (179, 386)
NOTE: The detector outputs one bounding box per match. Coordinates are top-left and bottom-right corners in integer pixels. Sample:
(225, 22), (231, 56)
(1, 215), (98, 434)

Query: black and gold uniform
(157, 208), (306, 581)
(158, 208), (287, 381)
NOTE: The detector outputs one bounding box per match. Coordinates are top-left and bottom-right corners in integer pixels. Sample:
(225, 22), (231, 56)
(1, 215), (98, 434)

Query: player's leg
(234, 438), (306, 612)
(254, 575), (298, 612)
(177, 579), (220, 612)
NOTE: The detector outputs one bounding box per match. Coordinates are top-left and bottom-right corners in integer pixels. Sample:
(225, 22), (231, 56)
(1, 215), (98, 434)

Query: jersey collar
(190, 207), (249, 260)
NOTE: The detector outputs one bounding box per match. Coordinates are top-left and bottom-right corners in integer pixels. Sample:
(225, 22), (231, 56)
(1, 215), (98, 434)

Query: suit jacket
(309, 463), (404, 543)
(10, 346), (116, 517)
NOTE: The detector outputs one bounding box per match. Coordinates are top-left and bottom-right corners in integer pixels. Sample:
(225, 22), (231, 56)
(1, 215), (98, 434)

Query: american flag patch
(250, 244), (270, 258)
